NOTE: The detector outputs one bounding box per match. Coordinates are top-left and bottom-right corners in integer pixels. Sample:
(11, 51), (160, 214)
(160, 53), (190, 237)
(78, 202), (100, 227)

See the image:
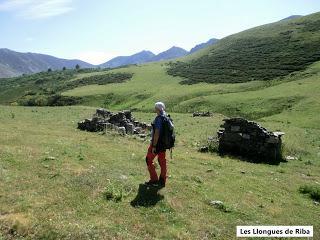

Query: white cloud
(74, 51), (117, 65)
(0, 0), (74, 19)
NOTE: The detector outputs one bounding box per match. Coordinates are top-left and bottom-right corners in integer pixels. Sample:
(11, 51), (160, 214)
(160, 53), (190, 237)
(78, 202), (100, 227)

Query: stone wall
(193, 111), (212, 117)
(78, 108), (151, 138)
(217, 118), (284, 164)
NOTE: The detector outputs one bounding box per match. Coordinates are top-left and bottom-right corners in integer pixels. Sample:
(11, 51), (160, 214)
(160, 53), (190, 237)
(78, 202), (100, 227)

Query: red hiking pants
(146, 145), (167, 183)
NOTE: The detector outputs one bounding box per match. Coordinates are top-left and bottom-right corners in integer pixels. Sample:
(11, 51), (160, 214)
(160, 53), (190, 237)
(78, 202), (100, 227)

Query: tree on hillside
(62, 67), (66, 71)
(47, 68), (52, 72)
(75, 64), (80, 70)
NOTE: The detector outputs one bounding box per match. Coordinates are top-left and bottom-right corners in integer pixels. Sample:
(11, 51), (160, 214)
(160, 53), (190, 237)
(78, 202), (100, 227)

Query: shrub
(103, 182), (133, 202)
(56, 72), (133, 92)
(18, 94), (82, 106)
(47, 94), (82, 106)
(299, 185), (320, 201)
(167, 17), (320, 84)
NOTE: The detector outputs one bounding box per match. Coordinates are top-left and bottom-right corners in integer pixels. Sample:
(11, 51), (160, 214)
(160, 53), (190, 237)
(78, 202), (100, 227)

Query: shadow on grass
(218, 152), (287, 165)
(130, 183), (164, 208)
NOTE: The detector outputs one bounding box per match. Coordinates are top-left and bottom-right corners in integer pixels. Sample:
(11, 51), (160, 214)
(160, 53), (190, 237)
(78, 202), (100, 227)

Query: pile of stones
(78, 108), (151, 138)
(216, 118), (284, 164)
(193, 111), (212, 117)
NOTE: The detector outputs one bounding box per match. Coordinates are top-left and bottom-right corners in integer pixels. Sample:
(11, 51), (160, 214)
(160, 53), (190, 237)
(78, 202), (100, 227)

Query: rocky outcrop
(193, 111), (212, 117)
(217, 118), (284, 164)
(78, 108), (151, 137)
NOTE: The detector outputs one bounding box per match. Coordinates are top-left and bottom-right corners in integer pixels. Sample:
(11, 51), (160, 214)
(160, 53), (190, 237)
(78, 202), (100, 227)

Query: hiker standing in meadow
(145, 102), (175, 187)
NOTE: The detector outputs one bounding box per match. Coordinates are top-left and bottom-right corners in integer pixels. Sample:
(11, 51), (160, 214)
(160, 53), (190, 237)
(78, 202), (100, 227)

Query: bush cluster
(18, 94), (82, 106)
(167, 19), (320, 84)
(1, 69), (133, 106)
(299, 185), (320, 201)
(56, 72), (133, 91)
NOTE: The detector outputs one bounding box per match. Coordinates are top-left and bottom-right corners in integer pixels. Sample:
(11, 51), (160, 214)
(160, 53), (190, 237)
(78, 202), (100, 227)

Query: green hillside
(1, 12), (319, 115)
(167, 12), (320, 84)
(0, 69), (132, 106)
(0, 12), (320, 239)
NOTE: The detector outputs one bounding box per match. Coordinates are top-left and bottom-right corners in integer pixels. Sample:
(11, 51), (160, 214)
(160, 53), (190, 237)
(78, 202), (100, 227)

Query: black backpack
(158, 114), (175, 150)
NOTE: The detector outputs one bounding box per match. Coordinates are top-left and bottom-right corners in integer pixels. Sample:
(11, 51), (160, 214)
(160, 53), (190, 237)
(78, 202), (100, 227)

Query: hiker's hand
(152, 147), (156, 154)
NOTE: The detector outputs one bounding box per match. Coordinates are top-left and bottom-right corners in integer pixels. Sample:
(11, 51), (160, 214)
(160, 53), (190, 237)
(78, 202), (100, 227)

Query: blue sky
(0, 0), (320, 64)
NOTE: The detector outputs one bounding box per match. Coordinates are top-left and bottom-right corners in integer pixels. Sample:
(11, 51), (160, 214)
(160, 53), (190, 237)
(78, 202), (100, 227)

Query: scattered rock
(199, 146), (209, 152)
(77, 108), (151, 137)
(126, 123), (134, 134)
(134, 127), (142, 134)
(208, 136), (214, 141)
(286, 155), (298, 161)
(138, 134), (147, 139)
(314, 201), (319, 206)
(209, 200), (230, 212)
(96, 108), (112, 118)
(118, 127), (126, 136)
(119, 175), (128, 180)
(210, 200), (223, 206)
(193, 111), (213, 117)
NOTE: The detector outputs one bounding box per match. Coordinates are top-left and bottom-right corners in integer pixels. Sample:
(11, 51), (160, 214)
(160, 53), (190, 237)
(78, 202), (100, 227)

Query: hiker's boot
(158, 177), (166, 188)
(144, 180), (158, 186)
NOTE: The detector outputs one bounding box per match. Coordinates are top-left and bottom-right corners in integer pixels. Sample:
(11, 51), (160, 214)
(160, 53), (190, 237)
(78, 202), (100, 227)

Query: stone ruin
(216, 118), (284, 164)
(78, 108), (151, 138)
(193, 111), (212, 117)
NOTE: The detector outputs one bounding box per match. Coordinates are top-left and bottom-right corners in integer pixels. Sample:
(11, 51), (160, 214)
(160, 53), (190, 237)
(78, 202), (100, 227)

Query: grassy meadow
(0, 61), (319, 239)
(63, 60), (320, 128)
(0, 12), (320, 240)
(0, 73), (319, 239)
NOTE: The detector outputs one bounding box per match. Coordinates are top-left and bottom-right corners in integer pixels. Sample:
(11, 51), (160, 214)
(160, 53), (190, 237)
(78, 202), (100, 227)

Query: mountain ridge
(149, 46), (188, 62)
(189, 38), (219, 54)
(0, 14), (307, 78)
(99, 50), (155, 68)
(280, 15), (303, 21)
(0, 39), (216, 78)
(0, 48), (94, 78)
(99, 41), (219, 69)
(99, 46), (190, 68)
